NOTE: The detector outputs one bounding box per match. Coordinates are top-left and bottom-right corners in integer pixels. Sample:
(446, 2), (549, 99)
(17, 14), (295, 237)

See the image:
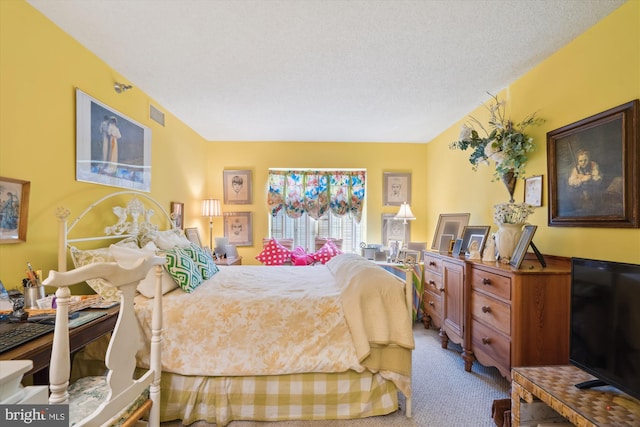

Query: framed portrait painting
(382, 213), (409, 244)
(383, 172), (411, 206)
(76, 89), (152, 192)
(170, 202), (184, 229)
(547, 99), (639, 228)
(430, 213), (470, 250)
(224, 212), (253, 246)
(0, 177), (30, 243)
(223, 170), (252, 204)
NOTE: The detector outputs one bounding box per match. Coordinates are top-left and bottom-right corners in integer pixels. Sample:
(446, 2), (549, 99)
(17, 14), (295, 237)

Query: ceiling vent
(150, 104), (165, 126)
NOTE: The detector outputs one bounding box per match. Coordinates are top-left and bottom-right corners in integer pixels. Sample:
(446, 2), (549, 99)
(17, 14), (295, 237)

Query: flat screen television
(569, 257), (640, 400)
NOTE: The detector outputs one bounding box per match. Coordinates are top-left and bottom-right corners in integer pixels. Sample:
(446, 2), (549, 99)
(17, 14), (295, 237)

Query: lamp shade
(202, 199), (222, 217)
(395, 202), (416, 222)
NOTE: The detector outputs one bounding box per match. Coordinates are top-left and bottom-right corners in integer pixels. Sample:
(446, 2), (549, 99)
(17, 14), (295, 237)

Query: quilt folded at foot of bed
(326, 254), (415, 376)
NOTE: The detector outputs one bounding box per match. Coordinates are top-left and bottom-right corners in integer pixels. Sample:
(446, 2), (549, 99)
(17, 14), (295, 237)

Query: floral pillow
(181, 243), (219, 280)
(69, 237), (139, 301)
(256, 239), (292, 265)
(312, 240), (343, 264)
(162, 246), (203, 293)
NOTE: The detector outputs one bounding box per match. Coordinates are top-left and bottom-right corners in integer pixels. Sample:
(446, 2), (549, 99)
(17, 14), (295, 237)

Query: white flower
(491, 151), (506, 165)
(484, 140), (500, 158)
(459, 124), (472, 141)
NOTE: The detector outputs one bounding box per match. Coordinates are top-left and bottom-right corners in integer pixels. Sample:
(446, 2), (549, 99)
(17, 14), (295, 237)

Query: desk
(0, 307), (119, 383)
(511, 365), (640, 426)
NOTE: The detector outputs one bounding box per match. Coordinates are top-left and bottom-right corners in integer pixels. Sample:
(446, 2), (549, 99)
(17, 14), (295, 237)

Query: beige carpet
(161, 323), (510, 427)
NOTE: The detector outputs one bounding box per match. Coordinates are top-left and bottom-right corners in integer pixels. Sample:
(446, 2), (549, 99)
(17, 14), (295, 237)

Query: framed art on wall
(223, 170), (252, 204)
(524, 175), (543, 207)
(430, 213), (470, 250)
(382, 213), (410, 244)
(547, 99), (639, 228)
(224, 212), (253, 246)
(0, 177), (30, 244)
(383, 172), (411, 206)
(75, 89), (152, 192)
(170, 202), (184, 229)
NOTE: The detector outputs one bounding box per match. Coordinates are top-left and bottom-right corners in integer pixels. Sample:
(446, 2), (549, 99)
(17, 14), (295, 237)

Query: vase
(501, 169), (517, 203)
(495, 223), (523, 263)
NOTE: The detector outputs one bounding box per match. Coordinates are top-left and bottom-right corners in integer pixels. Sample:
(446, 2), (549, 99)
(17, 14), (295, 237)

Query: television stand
(575, 379), (608, 390)
(511, 365), (640, 426)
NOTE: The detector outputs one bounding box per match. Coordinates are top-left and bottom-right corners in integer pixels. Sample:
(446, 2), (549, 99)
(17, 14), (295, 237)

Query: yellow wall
(1, 0), (638, 291)
(425, 0), (639, 264)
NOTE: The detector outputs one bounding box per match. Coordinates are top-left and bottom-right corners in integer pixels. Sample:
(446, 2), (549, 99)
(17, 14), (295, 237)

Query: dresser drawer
(423, 290), (443, 327)
(471, 319), (510, 369)
(424, 271), (443, 294)
(471, 291), (511, 335)
(423, 253), (442, 274)
(470, 267), (511, 300)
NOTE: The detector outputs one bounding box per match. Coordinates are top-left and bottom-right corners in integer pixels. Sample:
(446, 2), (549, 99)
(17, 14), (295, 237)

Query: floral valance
(267, 170), (365, 223)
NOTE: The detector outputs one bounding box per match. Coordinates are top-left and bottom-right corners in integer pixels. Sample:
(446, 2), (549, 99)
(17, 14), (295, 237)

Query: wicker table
(511, 365), (640, 426)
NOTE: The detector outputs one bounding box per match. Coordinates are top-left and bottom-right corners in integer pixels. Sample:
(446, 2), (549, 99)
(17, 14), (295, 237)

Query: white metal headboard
(55, 191), (175, 272)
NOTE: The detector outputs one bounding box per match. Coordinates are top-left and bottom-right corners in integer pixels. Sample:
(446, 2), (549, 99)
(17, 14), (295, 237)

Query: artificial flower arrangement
(493, 202), (535, 225)
(449, 93), (543, 182)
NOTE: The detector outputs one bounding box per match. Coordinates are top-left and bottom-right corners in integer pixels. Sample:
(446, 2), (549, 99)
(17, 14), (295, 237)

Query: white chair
(43, 256), (165, 427)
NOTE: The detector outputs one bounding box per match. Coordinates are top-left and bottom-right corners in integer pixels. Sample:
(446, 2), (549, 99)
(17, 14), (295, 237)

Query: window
(267, 169), (365, 253)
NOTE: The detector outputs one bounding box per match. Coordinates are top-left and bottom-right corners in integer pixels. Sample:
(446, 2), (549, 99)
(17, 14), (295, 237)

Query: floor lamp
(201, 199), (222, 251)
(395, 202), (416, 249)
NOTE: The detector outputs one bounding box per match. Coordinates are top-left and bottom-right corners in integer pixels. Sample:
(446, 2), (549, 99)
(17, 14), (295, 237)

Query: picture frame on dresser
(459, 225), (490, 257)
(430, 213), (470, 250)
(547, 99), (639, 228)
(184, 227), (202, 247)
(509, 225), (538, 269)
(0, 176), (30, 244)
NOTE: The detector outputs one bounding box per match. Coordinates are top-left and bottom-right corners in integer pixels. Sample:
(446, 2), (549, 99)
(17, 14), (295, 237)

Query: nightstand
(215, 257), (242, 266)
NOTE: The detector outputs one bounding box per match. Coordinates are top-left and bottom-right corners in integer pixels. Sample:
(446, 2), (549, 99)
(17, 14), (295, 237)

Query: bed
(57, 191), (415, 426)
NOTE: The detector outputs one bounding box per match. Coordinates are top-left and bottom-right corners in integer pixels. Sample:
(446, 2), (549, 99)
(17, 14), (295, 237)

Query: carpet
(161, 323), (511, 427)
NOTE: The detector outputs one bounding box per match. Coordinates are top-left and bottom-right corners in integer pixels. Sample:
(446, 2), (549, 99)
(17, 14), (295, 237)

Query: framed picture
(451, 238), (464, 257)
(170, 202), (184, 229)
(547, 99), (639, 228)
(387, 239), (403, 262)
(75, 89), (152, 192)
(430, 213), (470, 250)
(382, 213), (410, 244)
(223, 170), (252, 204)
(460, 226), (491, 257)
(524, 175), (543, 207)
(510, 225), (538, 269)
(224, 212), (253, 246)
(0, 177), (30, 244)
(383, 172), (411, 206)
(399, 249), (421, 265)
(184, 227), (202, 247)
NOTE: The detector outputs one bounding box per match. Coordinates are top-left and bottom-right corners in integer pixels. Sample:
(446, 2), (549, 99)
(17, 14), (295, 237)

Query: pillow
(256, 239), (292, 265)
(162, 247), (203, 293)
(151, 229), (192, 250)
(312, 240), (343, 264)
(290, 247), (314, 266)
(70, 237), (139, 301)
(110, 242), (178, 298)
(181, 243), (219, 280)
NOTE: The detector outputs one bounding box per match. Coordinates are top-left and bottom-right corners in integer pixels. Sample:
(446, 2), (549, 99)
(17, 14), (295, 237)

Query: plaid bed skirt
(159, 370), (399, 426)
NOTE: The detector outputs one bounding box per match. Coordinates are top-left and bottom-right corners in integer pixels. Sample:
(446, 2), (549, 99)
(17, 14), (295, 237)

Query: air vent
(149, 104), (165, 126)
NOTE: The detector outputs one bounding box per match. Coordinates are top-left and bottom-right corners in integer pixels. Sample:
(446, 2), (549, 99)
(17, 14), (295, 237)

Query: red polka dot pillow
(256, 239), (293, 265)
(312, 240), (343, 264)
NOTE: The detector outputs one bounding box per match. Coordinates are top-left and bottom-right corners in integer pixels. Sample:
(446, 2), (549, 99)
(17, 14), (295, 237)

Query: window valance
(267, 170), (365, 223)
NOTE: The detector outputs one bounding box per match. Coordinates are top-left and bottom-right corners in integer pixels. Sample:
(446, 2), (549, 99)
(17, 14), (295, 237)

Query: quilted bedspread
(134, 254), (413, 380)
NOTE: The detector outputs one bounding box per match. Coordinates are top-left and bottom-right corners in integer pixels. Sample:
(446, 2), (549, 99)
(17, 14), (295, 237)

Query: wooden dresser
(422, 251), (571, 379)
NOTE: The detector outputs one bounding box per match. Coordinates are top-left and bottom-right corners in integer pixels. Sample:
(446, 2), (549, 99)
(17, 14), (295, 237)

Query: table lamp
(394, 202), (416, 248)
(201, 199), (221, 250)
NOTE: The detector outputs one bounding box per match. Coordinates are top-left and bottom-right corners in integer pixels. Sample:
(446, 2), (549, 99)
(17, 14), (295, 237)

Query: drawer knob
(428, 301), (435, 307)
(482, 277), (492, 285)
(481, 305), (491, 313)
(429, 261), (437, 267)
(428, 280), (436, 286)
(482, 337), (491, 345)
(439, 287), (445, 293)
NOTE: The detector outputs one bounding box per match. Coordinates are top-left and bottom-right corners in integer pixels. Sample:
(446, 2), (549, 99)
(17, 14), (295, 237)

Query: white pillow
(110, 242), (178, 298)
(151, 230), (192, 250)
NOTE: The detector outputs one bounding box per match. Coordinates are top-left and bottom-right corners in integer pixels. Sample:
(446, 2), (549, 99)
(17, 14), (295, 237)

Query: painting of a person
(232, 176), (243, 196)
(388, 178), (404, 203)
(103, 116), (121, 174)
(0, 192), (19, 230)
(567, 149), (603, 213)
(227, 217), (248, 244)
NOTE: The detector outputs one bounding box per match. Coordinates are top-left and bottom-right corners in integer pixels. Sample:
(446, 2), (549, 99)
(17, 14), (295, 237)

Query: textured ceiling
(27, 0), (626, 143)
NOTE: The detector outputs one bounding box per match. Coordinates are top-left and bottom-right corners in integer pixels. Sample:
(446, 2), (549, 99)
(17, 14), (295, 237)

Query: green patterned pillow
(162, 247), (203, 293)
(182, 243), (219, 280)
